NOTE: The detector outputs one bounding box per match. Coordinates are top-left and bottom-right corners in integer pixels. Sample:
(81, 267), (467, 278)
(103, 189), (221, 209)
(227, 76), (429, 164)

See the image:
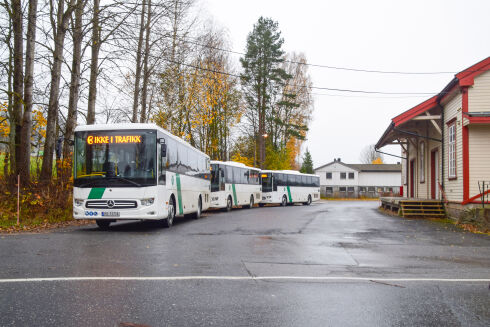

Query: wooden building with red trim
(376, 57), (490, 218)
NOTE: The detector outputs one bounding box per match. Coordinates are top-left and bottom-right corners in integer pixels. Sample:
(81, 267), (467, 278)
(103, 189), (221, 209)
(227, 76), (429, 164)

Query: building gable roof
(376, 56), (490, 149)
(314, 160), (358, 171)
(346, 164), (401, 172)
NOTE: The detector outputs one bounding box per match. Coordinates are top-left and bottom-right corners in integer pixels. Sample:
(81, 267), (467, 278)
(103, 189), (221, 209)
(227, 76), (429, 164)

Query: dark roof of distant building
(314, 160), (401, 172)
(346, 164), (401, 172)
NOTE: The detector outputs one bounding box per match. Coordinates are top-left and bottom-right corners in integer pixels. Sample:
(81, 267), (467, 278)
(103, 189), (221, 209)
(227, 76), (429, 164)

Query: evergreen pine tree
(240, 17), (289, 168)
(300, 148), (314, 174)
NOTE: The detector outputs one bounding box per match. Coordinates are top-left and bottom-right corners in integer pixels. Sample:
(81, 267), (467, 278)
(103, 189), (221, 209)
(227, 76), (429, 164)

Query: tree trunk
(11, 0), (23, 178)
(19, 0), (39, 183)
(132, 0), (147, 123)
(140, 0), (151, 123)
(40, 0), (76, 181)
(86, 0), (99, 125)
(63, 0), (84, 160)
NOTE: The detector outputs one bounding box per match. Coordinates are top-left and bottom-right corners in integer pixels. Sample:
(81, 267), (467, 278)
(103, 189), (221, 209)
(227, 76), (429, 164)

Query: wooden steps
(399, 200), (445, 218)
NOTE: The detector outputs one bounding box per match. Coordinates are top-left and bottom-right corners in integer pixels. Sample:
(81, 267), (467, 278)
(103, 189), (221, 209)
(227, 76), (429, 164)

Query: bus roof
(74, 123), (209, 158)
(210, 160), (260, 170)
(261, 169), (319, 178)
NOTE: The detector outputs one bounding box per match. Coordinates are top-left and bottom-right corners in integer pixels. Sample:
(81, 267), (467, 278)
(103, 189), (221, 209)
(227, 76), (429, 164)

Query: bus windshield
(261, 173), (273, 192)
(74, 130), (157, 187)
(210, 164), (220, 192)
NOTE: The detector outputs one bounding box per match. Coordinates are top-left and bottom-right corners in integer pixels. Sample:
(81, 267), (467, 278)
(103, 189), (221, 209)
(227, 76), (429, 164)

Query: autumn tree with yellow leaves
(154, 26), (242, 160)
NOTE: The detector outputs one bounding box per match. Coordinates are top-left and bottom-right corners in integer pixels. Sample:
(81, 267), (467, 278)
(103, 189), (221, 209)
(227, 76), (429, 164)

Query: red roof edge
(455, 56), (490, 86)
(392, 95), (438, 127)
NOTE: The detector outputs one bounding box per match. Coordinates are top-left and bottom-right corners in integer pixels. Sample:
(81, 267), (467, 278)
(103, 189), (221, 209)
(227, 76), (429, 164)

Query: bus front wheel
(224, 196), (232, 212)
(162, 196), (175, 228)
(192, 196), (202, 219)
(281, 195), (287, 207)
(96, 219), (111, 230)
(304, 195), (312, 206)
(245, 195), (254, 209)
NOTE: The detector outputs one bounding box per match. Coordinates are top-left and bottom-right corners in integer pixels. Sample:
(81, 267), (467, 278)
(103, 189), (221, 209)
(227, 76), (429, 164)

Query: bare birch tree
(40, 0), (77, 181)
(63, 0), (86, 161)
(18, 0), (39, 182)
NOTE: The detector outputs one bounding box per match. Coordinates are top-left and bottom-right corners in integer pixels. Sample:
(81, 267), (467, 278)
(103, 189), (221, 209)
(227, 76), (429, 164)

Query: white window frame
(448, 123), (456, 179)
(419, 141), (425, 183)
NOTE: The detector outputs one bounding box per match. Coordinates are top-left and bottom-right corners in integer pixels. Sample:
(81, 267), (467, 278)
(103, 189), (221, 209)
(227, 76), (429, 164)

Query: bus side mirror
(161, 144), (167, 157)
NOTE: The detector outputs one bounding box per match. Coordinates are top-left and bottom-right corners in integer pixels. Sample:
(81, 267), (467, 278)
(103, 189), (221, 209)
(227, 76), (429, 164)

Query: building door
(431, 149), (439, 199)
(410, 159), (415, 198)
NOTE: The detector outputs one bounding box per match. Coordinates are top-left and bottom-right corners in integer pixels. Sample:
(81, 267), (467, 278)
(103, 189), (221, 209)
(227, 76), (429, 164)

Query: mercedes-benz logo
(107, 200), (115, 208)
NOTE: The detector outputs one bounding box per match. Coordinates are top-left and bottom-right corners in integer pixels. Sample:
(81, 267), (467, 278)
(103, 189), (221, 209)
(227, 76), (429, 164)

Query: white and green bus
(73, 123), (210, 229)
(210, 161), (261, 211)
(260, 170), (320, 206)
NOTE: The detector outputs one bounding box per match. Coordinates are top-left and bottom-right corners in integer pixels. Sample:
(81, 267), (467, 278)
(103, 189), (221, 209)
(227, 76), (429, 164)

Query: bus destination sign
(87, 135), (142, 145)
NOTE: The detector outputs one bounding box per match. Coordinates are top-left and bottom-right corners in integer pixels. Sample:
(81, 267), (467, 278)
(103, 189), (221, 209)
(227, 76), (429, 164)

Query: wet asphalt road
(0, 201), (489, 326)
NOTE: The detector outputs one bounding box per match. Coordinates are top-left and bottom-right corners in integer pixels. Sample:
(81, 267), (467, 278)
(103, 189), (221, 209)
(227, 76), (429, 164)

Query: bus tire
(162, 196), (175, 228)
(224, 196), (232, 212)
(96, 219), (111, 230)
(192, 196), (202, 219)
(281, 195), (287, 207)
(246, 195), (254, 209)
(304, 195), (312, 206)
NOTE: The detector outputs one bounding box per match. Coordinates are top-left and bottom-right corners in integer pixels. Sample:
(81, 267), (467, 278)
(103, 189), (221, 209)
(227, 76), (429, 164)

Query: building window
(368, 186), (375, 192)
(348, 172), (354, 179)
(339, 187), (346, 192)
(340, 172), (346, 179)
(326, 172), (332, 179)
(325, 187), (333, 194)
(448, 123), (456, 179)
(359, 187), (366, 192)
(347, 187), (354, 193)
(419, 142), (425, 183)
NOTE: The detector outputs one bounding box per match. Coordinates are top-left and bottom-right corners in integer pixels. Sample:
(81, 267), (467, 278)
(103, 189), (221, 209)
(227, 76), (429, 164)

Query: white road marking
(0, 276), (489, 283)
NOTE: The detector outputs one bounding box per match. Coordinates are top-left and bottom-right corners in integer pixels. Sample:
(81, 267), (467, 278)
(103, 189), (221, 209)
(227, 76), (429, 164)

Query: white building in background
(314, 158), (402, 198)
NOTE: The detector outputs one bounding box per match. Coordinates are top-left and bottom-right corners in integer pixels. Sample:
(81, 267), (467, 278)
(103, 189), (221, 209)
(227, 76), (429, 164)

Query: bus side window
(272, 174), (277, 191)
(225, 166), (232, 184)
(232, 167), (240, 184)
(167, 139), (177, 172)
(243, 169), (249, 184)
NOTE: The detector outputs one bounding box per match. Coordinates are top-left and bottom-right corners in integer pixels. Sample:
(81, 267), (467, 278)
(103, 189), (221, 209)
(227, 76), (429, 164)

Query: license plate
(101, 212), (120, 217)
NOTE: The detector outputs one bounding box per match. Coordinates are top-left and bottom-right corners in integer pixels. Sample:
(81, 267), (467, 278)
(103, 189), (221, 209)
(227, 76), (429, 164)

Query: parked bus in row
(260, 170), (320, 206)
(210, 161), (261, 211)
(72, 123), (211, 229)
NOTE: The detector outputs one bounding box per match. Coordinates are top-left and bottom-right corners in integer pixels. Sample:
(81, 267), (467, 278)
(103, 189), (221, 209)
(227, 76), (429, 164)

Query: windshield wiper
(105, 176), (142, 187)
(77, 176), (142, 187)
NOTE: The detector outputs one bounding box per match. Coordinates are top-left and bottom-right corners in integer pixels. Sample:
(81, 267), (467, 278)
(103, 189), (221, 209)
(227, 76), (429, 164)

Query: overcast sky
(199, 0), (490, 166)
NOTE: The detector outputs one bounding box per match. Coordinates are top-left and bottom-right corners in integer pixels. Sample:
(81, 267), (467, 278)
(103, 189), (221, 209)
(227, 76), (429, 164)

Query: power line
(159, 57), (441, 95)
(310, 92), (431, 99)
(172, 35), (457, 75)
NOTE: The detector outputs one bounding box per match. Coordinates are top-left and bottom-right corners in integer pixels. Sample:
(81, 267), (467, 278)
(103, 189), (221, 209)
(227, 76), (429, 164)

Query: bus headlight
(141, 198), (155, 206)
(74, 198), (84, 207)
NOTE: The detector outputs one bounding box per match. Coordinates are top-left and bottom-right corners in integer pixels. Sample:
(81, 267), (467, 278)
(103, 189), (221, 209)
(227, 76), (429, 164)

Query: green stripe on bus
(286, 186), (292, 203)
(232, 184), (238, 206)
(88, 188), (105, 199)
(176, 174), (183, 215)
